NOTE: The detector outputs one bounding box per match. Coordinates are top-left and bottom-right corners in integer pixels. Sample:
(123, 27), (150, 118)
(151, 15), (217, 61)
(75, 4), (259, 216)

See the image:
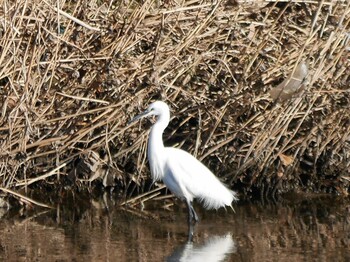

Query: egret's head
(129, 101), (170, 124)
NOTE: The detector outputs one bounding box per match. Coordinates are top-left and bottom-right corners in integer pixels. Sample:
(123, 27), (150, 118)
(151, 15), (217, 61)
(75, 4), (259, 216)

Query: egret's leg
(186, 199), (196, 242)
(190, 205), (199, 223)
(186, 200), (199, 224)
(186, 199), (193, 224)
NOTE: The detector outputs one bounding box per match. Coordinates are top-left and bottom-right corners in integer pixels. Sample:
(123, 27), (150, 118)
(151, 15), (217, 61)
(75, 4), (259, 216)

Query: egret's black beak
(128, 109), (151, 125)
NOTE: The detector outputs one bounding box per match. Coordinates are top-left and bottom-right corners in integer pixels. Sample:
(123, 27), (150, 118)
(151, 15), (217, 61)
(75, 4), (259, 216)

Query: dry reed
(0, 0), (349, 204)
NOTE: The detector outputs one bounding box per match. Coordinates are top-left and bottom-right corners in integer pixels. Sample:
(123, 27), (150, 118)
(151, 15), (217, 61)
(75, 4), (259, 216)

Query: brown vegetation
(0, 0), (349, 202)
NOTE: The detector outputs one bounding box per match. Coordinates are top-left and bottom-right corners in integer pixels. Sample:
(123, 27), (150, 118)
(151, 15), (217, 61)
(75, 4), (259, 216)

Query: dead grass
(0, 0), (349, 201)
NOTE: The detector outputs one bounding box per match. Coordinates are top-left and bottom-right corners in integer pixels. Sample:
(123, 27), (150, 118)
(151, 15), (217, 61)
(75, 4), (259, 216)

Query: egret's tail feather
(198, 188), (238, 210)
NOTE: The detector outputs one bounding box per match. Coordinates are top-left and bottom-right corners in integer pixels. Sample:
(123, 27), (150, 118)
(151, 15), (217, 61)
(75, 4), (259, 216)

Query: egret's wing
(165, 148), (237, 209)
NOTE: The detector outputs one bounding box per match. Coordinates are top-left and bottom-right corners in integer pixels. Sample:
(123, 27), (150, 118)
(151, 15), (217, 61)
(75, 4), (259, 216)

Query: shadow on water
(0, 191), (349, 261)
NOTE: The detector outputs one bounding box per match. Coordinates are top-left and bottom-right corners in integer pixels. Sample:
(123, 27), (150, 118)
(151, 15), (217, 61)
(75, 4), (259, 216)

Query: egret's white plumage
(163, 148), (235, 209)
(131, 101), (237, 225)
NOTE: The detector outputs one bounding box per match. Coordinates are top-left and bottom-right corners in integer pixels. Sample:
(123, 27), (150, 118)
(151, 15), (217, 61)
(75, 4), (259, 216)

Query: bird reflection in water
(166, 233), (236, 262)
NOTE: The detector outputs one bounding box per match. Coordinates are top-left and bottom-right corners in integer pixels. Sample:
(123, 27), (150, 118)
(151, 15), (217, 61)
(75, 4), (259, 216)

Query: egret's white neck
(147, 110), (170, 181)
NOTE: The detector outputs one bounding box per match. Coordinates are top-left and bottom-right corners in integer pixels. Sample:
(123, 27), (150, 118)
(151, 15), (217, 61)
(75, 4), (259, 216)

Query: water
(0, 192), (349, 261)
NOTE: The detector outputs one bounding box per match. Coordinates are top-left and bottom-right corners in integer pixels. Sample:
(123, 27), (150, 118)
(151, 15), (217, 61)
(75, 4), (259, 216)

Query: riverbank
(0, 0), (349, 205)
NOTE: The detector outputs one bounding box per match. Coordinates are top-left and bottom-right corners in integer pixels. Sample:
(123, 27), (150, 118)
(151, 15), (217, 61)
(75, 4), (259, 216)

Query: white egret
(130, 101), (238, 234)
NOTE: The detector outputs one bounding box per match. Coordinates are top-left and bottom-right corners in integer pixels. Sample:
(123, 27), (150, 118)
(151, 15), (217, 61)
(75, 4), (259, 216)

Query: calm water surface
(0, 192), (349, 261)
